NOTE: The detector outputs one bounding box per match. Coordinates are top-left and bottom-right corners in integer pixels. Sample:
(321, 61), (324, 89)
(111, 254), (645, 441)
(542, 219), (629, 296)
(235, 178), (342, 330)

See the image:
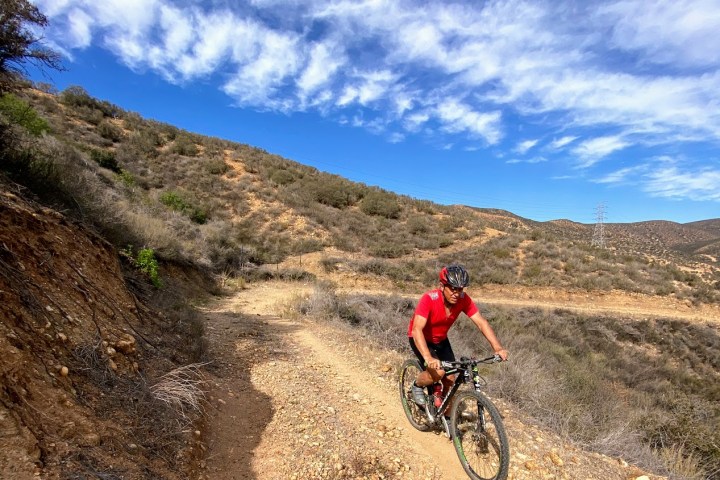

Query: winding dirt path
(194, 281), (668, 480)
(198, 282), (463, 479)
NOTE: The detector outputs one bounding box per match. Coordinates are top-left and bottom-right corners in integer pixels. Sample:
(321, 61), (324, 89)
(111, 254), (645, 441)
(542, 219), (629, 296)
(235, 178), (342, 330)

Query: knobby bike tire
(398, 359), (431, 432)
(449, 390), (510, 480)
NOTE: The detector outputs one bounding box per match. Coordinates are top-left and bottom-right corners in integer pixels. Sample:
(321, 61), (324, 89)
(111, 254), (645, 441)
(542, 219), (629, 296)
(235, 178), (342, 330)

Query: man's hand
(495, 349), (509, 361)
(425, 357), (441, 370)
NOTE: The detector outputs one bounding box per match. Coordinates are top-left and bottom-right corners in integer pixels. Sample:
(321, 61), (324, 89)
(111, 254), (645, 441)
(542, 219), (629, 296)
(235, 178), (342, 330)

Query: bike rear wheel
(398, 359), (431, 431)
(449, 390), (509, 480)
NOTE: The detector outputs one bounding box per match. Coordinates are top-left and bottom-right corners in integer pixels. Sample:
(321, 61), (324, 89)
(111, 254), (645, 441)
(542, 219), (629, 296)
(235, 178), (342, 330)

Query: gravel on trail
(197, 282), (663, 480)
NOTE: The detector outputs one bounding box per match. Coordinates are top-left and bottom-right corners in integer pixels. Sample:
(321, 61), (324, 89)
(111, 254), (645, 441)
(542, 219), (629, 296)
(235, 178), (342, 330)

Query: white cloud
(335, 70), (397, 107)
(594, 165), (645, 184)
(67, 8), (93, 48)
(297, 42), (345, 101)
(507, 156), (547, 164)
(599, 0), (720, 68)
(151, 11), (235, 80)
(572, 135), (630, 168)
(388, 132), (405, 143)
(550, 136), (578, 149)
(527, 156), (547, 164)
(224, 29), (302, 106)
(435, 99), (502, 144)
(515, 139), (538, 154)
(644, 166), (720, 201)
(404, 112), (430, 132)
(156, 6), (193, 61)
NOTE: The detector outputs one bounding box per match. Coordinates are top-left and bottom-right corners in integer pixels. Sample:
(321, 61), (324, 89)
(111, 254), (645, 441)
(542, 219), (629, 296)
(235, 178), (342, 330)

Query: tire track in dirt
(200, 281), (465, 479)
(199, 281), (670, 480)
(290, 322), (467, 478)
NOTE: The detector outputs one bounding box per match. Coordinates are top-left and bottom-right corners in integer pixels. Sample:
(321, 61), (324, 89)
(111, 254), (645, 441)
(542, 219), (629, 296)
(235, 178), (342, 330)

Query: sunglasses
(444, 285), (464, 293)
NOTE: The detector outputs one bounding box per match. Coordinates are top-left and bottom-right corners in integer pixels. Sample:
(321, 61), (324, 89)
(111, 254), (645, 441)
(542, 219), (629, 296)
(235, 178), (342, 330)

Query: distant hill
(687, 219), (720, 237)
(607, 220), (720, 257)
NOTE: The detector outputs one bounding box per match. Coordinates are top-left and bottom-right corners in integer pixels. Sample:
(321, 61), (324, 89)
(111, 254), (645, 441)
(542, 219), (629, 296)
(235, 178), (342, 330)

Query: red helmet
(439, 265), (469, 288)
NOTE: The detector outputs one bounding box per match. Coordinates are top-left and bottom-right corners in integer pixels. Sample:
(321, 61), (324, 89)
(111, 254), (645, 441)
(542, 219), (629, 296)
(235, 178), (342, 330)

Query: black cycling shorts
(409, 336), (456, 367)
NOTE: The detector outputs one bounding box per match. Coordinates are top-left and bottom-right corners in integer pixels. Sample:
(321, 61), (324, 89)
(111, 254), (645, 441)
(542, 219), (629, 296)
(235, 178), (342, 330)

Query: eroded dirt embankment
(0, 188), (207, 480)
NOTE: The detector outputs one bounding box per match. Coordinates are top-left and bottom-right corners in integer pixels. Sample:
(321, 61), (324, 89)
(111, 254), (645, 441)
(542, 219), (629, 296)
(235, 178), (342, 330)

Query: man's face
(442, 284), (463, 304)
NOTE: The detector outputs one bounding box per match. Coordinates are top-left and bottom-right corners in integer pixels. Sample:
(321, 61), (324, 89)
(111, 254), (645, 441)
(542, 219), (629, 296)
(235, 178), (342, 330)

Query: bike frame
(425, 355), (498, 424)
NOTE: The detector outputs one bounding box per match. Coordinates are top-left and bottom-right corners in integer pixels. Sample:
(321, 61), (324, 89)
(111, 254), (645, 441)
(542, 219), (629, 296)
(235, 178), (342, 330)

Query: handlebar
(440, 354), (502, 370)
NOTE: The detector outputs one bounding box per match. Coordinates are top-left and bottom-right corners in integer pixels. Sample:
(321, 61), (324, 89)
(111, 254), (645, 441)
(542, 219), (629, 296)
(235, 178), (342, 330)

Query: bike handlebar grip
(493, 354), (502, 363)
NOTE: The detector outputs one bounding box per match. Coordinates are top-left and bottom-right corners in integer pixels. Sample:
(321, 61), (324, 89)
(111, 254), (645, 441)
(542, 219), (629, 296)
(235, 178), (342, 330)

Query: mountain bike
(399, 355), (509, 480)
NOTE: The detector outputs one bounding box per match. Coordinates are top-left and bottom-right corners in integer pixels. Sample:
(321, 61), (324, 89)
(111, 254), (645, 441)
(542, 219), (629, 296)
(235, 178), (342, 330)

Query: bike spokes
(399, 359), (432, 432)
(450, 391), (509, 480)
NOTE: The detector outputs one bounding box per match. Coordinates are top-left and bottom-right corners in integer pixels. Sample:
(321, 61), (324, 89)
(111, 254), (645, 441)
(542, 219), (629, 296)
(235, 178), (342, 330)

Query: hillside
(4, 85), (717, 303)
(1, 84), (719, 479)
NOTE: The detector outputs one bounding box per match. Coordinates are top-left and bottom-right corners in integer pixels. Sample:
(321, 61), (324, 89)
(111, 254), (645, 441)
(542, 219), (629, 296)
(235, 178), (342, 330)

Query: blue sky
(29, 0), (720, 224)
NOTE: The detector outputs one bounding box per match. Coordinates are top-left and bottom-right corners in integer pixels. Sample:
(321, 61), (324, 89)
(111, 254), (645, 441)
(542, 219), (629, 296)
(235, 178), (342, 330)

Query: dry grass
(150, 362), (209, 424)
(289, 284), (718, 480)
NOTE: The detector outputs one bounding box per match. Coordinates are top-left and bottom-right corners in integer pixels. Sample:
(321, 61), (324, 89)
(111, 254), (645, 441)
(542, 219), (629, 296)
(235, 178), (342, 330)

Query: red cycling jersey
(407, 288), (479, 343)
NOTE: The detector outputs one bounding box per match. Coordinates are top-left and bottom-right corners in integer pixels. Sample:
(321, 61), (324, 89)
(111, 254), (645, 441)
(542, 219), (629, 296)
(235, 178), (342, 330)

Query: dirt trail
(196, 281), (665, 480)
(199, 282), (462, 479)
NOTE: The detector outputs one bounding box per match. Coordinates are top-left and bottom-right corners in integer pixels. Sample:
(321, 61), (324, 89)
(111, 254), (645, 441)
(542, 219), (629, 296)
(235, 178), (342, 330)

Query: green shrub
(159, 190), (207, 224)
(126, 130), (162, 158)
(60, 86), (123, 118)
(136, 248), (162, 287)
(311, 179), (356, 208)
(269, 168), (295, 185)
(170, 135), (199, 156)
(0, 93), (49, 135)
(96, 120), (124, 142)
(117, 169), (135, 187)
(360, 190), (401, 218)
(439, 215), (464, 233)
(206, 158), (228, 175)
(406, 215), (429, 234)
(320, 257), (341, 272)
(90, 148), (120, 172)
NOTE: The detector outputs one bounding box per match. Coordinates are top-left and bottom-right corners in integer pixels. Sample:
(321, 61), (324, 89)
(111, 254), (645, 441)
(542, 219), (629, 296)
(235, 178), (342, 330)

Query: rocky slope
(0, 182), (208, 479)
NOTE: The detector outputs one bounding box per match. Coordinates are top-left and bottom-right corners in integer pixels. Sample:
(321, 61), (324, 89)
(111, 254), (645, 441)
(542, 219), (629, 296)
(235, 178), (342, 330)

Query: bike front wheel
(449, 390), (509, 480)
(398, 359), (431, 432)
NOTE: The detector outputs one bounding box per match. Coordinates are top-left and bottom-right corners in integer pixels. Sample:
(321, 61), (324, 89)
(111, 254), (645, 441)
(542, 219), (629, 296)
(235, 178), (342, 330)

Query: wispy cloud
(507, 156), (547, 164)
(435, 99), (502, 144)
(594, 165), (646, 184)
(644, 166), (720, 201)
(515, 139), (538, 154)
(38, 1), (720, 142)
(550, 136), (578, 149)
(572, 135), (630, 168)
(599, 0), (720, 68)
(36, 0), (720, 204)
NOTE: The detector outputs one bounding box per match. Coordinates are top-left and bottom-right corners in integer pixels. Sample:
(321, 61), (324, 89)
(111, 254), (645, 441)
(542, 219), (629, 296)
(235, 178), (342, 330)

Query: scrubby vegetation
(291, 284), (720, 480)
(1, 83), (717, 305)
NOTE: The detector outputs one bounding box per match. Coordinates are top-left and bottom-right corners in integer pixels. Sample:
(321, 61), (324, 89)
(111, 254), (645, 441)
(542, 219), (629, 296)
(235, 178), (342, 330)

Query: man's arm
(411, 314), (441, 370)
(468, 311), (508, 360)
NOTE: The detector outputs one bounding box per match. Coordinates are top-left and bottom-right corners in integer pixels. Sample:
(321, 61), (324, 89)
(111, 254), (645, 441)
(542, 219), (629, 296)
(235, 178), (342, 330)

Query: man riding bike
(408, 265), (508, 406)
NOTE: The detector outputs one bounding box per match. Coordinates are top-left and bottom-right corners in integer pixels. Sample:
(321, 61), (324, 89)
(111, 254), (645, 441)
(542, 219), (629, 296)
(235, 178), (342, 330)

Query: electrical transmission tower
(592, 203), (606, 248)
